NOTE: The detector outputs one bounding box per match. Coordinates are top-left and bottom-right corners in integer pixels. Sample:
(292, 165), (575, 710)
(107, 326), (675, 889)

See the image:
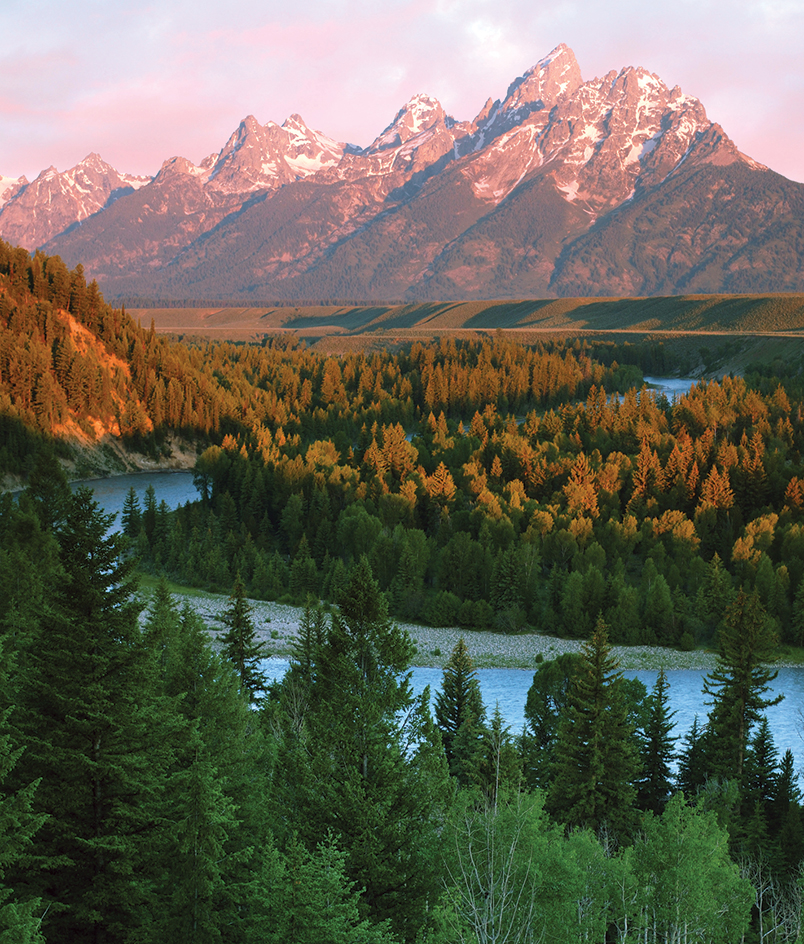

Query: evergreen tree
(489, 544), (523, 614)
(270, 556), (451, 941)
(290, 596), (327, 684)
(220, 575), (267, 703)
(703, 590), (782, 784)
(11, 487), (174, 942)
(676, 715), (708, 798)
(272, 834), (398, 944)
(476, 704), (521, 806)
(434, 637), (485, 775)
(637, 669), (676, 813)
(548, 617), (640, 836)
(521, 652), (583, 790)
(0, 638), (45, 944)
(155, 601), (269, 943)
(120, 486), (142, 538)
(771, 749), (804, 876)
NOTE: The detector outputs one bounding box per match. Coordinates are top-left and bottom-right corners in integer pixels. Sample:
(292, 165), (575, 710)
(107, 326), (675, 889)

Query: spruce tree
(703, 589), (782, 784)
(11, 486), (174, 942)
(676, 715), (708, 798)
(434, 637), (485, 774)
(548, 617), (640, 836)
(155, 601), (268, 943)
(271, 556), (451, 941)
(221, 575), (267, 702)
(476, 705), (521, 806)
(120, 486), (142, 538)
(637, 669), (676, 813)
(0, 638), (45, 944)
(771, 749), (804, 876)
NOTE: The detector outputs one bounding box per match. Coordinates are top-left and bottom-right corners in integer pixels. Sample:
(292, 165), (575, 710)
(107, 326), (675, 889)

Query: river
(260, 658), (803, 772)
(72, 470), (198, 525)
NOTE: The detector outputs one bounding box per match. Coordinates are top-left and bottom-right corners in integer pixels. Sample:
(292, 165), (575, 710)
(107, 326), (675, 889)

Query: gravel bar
(137, 588), (756, 672)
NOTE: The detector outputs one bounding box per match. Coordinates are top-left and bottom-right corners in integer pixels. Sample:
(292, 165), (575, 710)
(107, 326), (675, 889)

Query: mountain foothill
(2, 44), (803, 302)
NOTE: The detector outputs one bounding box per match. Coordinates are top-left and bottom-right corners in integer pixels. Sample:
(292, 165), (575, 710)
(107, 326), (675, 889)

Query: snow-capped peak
(502, 44), (583, 116)
(0, 174), (27, 208)
(368, 93), (447, 152)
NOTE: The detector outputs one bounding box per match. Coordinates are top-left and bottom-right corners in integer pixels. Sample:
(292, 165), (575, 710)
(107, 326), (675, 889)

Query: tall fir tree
(221, 575), (267, 703)
(676, 715), (708, 798)
(151, 597), (270, 943)
(703, 589), (782, 785)
(0, 637), (45, 944)
(270, 556), (451, 942)
(11, 486), (175, 942)
(548, 617), (640, 836)
(637, 669), (676, 814)
(434, 637), (485, 777)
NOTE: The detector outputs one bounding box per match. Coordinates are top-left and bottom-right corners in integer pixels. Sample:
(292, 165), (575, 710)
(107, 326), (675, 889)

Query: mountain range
(3, 44), (803, 301)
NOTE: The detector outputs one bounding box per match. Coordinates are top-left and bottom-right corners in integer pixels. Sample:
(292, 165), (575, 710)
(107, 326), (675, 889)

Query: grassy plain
(130, 294), (804, 376)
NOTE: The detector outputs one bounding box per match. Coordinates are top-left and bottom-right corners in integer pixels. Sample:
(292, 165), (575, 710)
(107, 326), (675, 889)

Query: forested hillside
(5, 238), (804, 650)
(3, 240), (804, 941)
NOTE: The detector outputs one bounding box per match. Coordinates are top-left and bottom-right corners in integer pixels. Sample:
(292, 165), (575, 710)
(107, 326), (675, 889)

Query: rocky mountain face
(3, 44), (803, 300)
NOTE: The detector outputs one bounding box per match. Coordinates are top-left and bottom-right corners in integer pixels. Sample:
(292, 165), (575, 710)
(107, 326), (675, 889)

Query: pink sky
(2, 0), (803, 183)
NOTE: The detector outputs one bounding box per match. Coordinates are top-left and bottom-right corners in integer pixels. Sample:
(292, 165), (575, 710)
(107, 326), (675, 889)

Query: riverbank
(0, 433), (199, 495)
(136, 581), (785, 673)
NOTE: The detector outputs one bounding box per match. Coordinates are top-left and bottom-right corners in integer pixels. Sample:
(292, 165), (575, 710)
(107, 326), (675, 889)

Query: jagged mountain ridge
(3, 44), (802, 300)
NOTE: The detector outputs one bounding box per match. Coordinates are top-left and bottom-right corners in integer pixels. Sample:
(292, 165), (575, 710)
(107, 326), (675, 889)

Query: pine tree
(220, 575), (267, 703)
(434, 637), (485, 774)
(771, 749), (804, 876)
(11, 487), (174, 942)
(120, 486), (142, 538)
(548, 617), (640, 836)
(270, 556), (451, 941)
(155, 602), (268, 943)
(676, 715), (708, 798)
(637, 669), (676, 813)
(274, 834), (398, 944)
(290, 596), (327, 684)
(703, 590), (782, 784)
(476, 704), (521, 806)
(0, 638), (45, 944)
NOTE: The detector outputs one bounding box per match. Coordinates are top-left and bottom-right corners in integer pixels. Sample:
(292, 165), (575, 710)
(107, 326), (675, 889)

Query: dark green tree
(0, 638), (45, 944)
(476, 705), (521, 806)
(154, 599), (269, 943)
(290, 596), (327, 684)
(637, 669), (676, 814)
(11, 487), (173, 942)
(521, 653), (583, 790)
(434, 637), (485, 775)
(703, 590), (782, 785)
(221, 575), (267, 703)
(271, 834), (398, 944)
(120, 487), (142, 538)
(271, 556), (451, 941)
(676, 715), (708, 798)
(771, 749), (804, 876)
(548, 617), (640, 836)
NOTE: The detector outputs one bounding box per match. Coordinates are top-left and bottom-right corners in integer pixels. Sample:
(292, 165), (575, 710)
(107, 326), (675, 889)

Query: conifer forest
(2, 239), (804, 941)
